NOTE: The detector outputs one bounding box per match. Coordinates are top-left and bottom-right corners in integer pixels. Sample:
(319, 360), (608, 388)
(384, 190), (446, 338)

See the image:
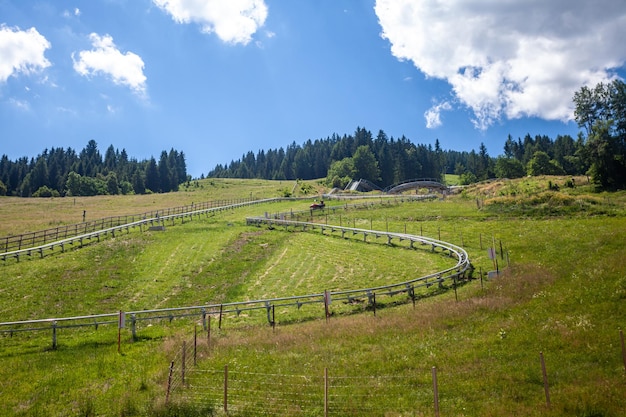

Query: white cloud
(8, 97), (30, 111)
(153, 0), (268, 45)
(57, 106), (77, 116)
(375, 0), (626, 130)
(63, 7), (81, 18)
(425, 101), (452, 129)
(72, 33), (147, 96)
(0, 25), (51, 83)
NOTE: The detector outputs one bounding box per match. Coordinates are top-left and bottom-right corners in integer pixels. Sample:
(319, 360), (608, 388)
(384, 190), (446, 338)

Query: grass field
(0, 177), (625, 416)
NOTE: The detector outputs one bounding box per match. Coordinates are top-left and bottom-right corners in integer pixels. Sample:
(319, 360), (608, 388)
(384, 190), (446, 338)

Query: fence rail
(0, 203), (470, 348)
(0, 198), (259, 254)
(0, 197), (278, 262)
(0, 194), (436, 262)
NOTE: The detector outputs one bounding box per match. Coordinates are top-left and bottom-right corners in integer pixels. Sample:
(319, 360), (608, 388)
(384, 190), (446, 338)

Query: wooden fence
(0, 198), (257, 254)
(0, 197), (276, 262)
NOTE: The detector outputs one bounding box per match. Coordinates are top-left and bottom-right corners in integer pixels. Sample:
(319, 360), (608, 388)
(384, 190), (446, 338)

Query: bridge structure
(383, 178), (448, 194)
(346, 178), (448, 194)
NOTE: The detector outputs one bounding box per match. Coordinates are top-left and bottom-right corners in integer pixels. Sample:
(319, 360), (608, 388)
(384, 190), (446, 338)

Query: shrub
(33, 185), (60, 198)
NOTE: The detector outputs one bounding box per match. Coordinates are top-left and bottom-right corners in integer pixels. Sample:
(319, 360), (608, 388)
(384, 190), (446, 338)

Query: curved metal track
(0, 198), (471, 345)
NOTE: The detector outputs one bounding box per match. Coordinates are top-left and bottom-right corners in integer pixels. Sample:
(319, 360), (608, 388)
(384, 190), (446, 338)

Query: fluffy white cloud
(425, 101), (452, 129)
(375, 0), (626, 130)
(72, 33), (146, 95)
(0, 25), (51, 83)
(153, 0), (268, 45)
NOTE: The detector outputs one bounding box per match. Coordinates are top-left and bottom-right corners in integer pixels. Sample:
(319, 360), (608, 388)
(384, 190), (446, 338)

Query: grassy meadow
(0, 177), (625, 416)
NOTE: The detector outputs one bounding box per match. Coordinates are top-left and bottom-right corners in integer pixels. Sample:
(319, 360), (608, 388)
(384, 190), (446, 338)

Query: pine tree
(145, 157), (160, 193)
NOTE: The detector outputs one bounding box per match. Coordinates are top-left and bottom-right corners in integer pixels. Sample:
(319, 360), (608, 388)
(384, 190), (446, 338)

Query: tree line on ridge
(0, 140), (188, 197)
(208, 80), (626, 190)
(1, 80), (624, 197)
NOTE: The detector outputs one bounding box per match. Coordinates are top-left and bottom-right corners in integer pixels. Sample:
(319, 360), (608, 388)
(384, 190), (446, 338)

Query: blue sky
(1, 0), (625, 178)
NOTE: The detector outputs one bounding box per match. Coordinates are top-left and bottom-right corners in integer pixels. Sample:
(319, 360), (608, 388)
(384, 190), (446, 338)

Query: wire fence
(164, 328), (626, 416)
(166, 332), (442, 416)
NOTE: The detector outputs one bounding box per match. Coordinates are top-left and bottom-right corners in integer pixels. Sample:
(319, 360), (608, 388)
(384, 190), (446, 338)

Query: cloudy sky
(1, 0), (625, 177)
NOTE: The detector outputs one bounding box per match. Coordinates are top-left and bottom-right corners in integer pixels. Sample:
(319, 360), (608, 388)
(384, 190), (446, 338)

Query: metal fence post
(51, 320), (58, 349)
(131, 314), (136, 340)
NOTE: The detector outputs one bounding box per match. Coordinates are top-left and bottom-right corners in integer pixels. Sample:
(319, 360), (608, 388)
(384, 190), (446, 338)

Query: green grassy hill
(0, 177), (625, 416)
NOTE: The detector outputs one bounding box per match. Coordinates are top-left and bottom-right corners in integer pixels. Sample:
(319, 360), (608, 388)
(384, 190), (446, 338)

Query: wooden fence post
(165, 361), (174, 405)
(224, 365), (229, 414)
(540, 352), (551, 408)
(480, 266), (483, 290)
(619, 329), (626, 372)
(182, 341), (186, 386)
(432, 366), (440, 417)
(372, 292), (377, 316)
(324, 367), (329, 417)
(194, 326), (197, 367)
(323, 290), (332, 322)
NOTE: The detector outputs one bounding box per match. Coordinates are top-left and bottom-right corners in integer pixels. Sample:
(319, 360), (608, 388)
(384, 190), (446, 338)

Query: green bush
(32, 185), (60, 198)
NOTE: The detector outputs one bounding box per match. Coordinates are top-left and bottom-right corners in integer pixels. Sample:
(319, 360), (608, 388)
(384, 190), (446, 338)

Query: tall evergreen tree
(145, 157), (160, 193)
(158, 151), (171, 192)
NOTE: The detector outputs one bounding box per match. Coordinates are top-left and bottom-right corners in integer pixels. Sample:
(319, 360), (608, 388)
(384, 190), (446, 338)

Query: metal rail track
(0, 197), (471, 348)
